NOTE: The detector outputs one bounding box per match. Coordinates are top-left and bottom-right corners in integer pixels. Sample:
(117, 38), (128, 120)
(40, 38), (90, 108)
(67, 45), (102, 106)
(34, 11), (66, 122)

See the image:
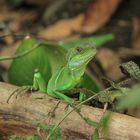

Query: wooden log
(0, 82), (140, 140)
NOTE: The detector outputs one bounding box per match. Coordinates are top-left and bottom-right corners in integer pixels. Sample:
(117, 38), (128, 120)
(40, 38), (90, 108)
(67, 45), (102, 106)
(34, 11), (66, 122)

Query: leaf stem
(0, 43), (40, 61)
(45, 92), (100, 140)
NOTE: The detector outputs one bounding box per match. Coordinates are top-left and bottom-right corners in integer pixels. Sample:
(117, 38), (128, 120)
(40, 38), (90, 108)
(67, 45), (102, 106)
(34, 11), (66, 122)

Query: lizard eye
(76, 47), (83, 53)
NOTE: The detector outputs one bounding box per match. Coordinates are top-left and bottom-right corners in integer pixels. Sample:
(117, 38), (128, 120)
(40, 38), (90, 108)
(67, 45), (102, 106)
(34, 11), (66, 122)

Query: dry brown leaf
(96, 48), (123, 81)
(0, 41), (20, 82)
(118, 47), (140, 59)
(8, 11), (37, 32)
(132, 17), (140, 49)
(38, 14), (84, 40)
(39, 0), (121, 40)
(0, 30), (14, 45)
(8, 19), (23, 32)
(0, 6), (19, 21)
(0, 41), (20, 69)
(0, 5), (37, 32)
(82, 0), (121, 33)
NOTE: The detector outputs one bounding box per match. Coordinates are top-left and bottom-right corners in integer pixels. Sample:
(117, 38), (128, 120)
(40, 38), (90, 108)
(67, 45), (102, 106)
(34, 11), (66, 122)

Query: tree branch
(0, 82), (140, 140)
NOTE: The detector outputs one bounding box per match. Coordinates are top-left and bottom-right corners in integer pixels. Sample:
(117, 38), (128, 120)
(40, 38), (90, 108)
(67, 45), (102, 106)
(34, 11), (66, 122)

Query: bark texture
(0, 82), (140, 140)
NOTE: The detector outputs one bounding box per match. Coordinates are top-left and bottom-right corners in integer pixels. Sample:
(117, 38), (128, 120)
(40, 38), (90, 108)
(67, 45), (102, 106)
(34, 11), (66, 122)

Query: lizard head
(67, 45), (97, 69)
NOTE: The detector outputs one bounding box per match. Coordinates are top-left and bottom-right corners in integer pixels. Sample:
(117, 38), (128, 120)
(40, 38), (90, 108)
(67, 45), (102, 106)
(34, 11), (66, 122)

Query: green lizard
(7, 36), (109, 97)
(7, 34), (113, 88)
(0, 35), (113, 103)
(32, 45), (97, 104)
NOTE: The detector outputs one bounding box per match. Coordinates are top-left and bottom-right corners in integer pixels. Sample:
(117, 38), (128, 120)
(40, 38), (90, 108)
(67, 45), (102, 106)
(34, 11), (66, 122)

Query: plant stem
(0, 43), (40, 61)
(45, 93), (100, 140)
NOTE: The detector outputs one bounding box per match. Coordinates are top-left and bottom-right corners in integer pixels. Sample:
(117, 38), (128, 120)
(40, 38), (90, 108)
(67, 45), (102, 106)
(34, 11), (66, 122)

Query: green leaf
(61, 34), (114, 50)
(120, 61), (140, 79)
(118, 84), (140, 110)
(9, 135), (18, 140)
(84, 117), (99, 128)
(91, 129), (100, 140)
(98, 112), (111, 136)
(25, 135), (39, 140)
(98, 89), (128, 104)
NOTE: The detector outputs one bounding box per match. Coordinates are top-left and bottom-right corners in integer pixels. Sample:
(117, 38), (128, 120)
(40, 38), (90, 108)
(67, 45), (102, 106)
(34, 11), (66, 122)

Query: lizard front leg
(32, 70), (47, 93)
(79, 92), (87, 102)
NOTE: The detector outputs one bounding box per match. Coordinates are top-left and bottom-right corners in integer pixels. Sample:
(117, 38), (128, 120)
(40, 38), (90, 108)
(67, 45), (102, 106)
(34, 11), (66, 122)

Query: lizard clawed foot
(7, 86), (32, 103)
